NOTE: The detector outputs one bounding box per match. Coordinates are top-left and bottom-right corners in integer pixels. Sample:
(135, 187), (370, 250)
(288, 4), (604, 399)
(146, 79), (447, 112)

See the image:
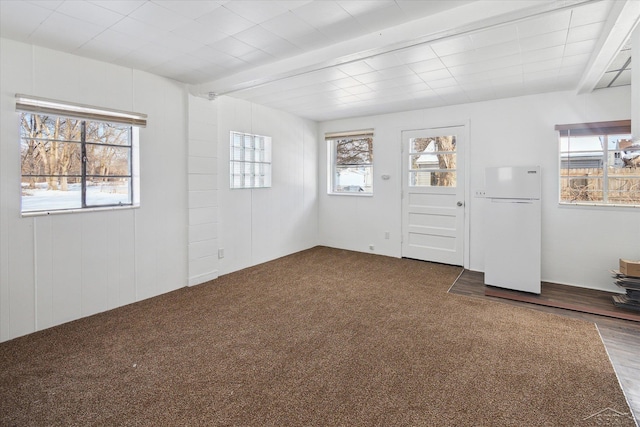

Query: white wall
(188, 95), (219, 286)
(318, 87), (639, 292)
(216, 96), (318, 275)
(0, 39), (189, 342)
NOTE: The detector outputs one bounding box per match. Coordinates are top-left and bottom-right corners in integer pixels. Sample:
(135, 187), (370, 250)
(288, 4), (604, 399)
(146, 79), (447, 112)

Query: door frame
(398, 120), (471, 269)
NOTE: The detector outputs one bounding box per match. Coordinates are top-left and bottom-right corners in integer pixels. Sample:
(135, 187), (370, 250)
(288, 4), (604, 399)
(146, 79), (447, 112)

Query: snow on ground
(21, 183), (130, 212)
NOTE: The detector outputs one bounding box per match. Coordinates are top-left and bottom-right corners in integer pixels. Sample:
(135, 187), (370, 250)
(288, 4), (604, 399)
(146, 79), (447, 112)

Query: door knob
(457, 201), (464, 207)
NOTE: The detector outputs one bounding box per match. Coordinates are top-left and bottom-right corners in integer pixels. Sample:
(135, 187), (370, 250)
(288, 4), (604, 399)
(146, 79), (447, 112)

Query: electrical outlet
(384, 231), (390, 239)
(474, 190), (486, 198)
(369, 244), (375, 251)
(218, 248), (225, 259)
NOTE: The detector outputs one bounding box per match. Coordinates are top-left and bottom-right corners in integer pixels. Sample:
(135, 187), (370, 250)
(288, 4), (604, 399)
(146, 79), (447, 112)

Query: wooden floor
(449, 270), (640, 426)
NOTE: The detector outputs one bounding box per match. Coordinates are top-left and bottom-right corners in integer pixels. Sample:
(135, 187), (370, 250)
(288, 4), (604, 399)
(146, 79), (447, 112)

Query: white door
(401, 127), (465, 265)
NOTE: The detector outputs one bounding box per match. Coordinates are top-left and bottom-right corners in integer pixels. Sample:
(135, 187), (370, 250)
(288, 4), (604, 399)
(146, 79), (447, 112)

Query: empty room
(1, 0), (640, 425)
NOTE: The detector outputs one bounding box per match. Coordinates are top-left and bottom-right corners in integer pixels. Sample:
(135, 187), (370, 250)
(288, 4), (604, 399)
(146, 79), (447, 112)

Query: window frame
(229, 131), (272, 189)
(17, 94), (144, 216)
(326, 129), (374, 196)
(556, 120), (640, 208)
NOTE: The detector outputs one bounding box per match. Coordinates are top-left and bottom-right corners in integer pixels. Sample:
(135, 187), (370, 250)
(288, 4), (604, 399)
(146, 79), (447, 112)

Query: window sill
(327, 192), (373, 197)
(22, 204), (140, 217)
(558, 202), (639, 209)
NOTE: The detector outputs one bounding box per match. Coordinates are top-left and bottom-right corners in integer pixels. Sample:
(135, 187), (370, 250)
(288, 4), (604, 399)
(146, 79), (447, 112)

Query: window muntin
(327, 130), (374, 194)
(229, 131), (272, 189)
(408, 135), (457, 187)
(20, 113), (135, 213)
(557, 120), (639, 206)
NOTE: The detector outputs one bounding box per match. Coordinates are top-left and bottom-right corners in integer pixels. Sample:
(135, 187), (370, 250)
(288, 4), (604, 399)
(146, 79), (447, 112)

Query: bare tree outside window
(20, 112), (133, 212)
(409, 136), (457, 187)
(330, 136), (373, 194)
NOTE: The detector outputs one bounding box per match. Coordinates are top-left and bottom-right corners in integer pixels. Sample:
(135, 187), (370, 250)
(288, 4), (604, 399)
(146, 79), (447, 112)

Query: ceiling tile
(519, 30), (568, 53)
(287, 29), (331, 51)
(608, 51), (632, 70)
(337, 61), (376, 76)
(470, 24), (519, 49)
(88, 0), (145, 15)
(27, 0), (64, 10)
(128, 1), (192, 31)
(523, 58), (562, 74)
(377, 66), (417, 80)
(560, 53), (591, 68)
(292, 1), (353, 29)
(562, 39), (596, 57)
(171, 21), (229, 45)
(516, 10), (571, 38)
(448, 54), (520, 77)
(208, 37), (258, 58)
(56, 1), (124, 27)
(417, 68), (453, 83)
(523, 69), (559, 82)
(331, 76), (364, 89)
(196, 7), (256, 36)
(520, 45), (565, 65)
(337, 1), (394, 17)
(567, 22), (605, 44)
(316, 20), (367, 42)
(29, 12), (104, 51)
(344, 84), (373, 95)
(570, 1), (612, 27)
(408, 58), (446, 74)
(595, 72), (617, 89)
(425, 77), (458, 89)
(0, 1), (52, 41)
(111, 16), (170, 43)
(189, 46), (247, 69)
(352, 71), (384, 84)
(400, 81), (431, 94)
(75, 29), (144, 61)
(366, 79), (400, 90)
(152, 1), (222, 20)
(233, 26), (283, 49)
(609, 69), (631, 87)
(393, 44), (438, 65)
(395, 0), (473, 17)
(237, 49), (274, 66)
(430, 35), (474, 57)
(260, 11), (316, 38)
(259, 39), (303, 59)
(364, 53), (404, 71)
(224, 1), (290, 24)
(350, 2), (407, 32)
(440, 40), (520, 68)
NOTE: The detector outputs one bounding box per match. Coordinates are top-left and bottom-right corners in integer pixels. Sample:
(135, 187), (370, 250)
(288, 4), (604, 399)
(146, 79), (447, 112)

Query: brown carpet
(0, 246), (634, 426)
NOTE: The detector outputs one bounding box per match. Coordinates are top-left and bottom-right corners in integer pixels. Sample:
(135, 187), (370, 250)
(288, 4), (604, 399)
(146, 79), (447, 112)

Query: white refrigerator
(484, 166), (541, 294)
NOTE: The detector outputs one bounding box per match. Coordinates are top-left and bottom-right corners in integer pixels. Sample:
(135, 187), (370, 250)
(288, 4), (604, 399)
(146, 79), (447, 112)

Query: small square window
(229, 131), (272, 189)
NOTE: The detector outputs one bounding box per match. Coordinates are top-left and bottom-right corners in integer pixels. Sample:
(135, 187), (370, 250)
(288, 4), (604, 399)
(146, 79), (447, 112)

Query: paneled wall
(216, 96), (318, 275)
(0, 39), (189, 342)
(188, 96), (219, 286)
(318, 87), (638, 292)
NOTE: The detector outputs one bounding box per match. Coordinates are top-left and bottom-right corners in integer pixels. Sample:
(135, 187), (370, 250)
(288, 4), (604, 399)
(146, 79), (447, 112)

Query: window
(407, 135), (457, 187)
(326, 129), (374, 194)
(229, 131), (272, 189)
(556, 120), (640, 206)
(17, 94), (145, 214)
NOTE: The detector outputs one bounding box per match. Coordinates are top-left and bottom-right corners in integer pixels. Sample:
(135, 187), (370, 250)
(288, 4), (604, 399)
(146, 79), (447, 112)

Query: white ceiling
(1, 0), (638, 121)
